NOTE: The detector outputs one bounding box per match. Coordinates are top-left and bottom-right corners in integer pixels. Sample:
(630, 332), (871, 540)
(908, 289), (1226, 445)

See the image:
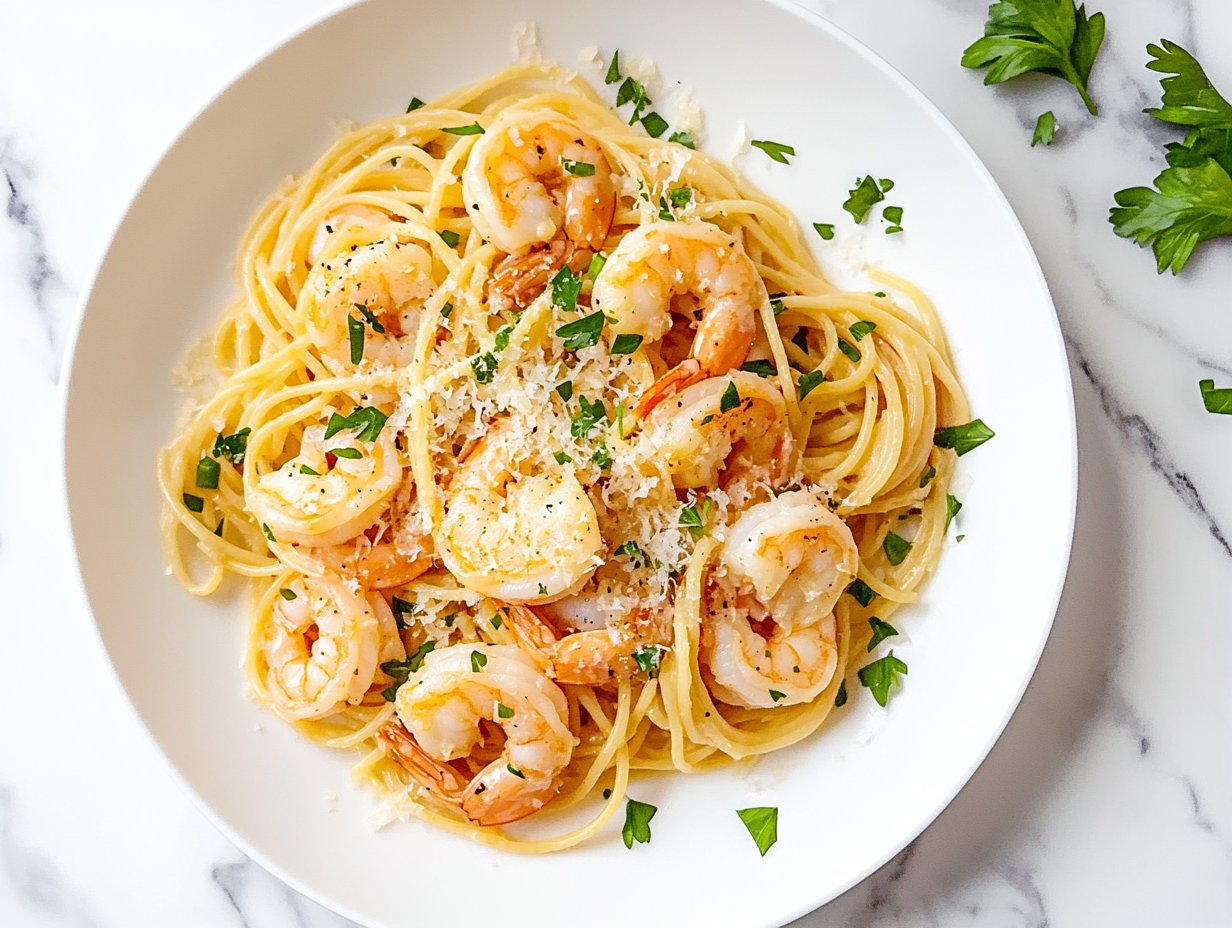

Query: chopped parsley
(380, 658), (415, 701)
(299, 464), (319, 476)
(183, 493), (204, 513)
(588, 252), (607, 280)
(741, 359), (777, 377)
(439, 229), (460, 247)
(550, 264), (583, 312)
(843, 175), (885, 223)
(491, 614), (503, 630)
(441, 301), (453, 318)
(493, 324), (514, 353)
(196, 456), (220, 489)
(592, 439), (612, 471)
(797, 369), (826, 400)
(506, 763), (525, 779)
(348, 314), (365, 363)
(846, 578), (876, 608)
(657, 196), (675, 222)
(471, 351), (498, 384)
(700, 414), (714, 426)
(946, 494), (963, 531)
(770, 296), (785, 316)
(330, 447), (362, 459)
(497, 703), (514, 719)
(553, 450), (573, 465)
(633, 644), (664, 678)
(834, 678), (848, 707)
(611, 333), (644, 354)
(605, 50), (622, 84)
(555, 380), (573, 402)
(769, 689), (786, 703)
(668, 186), (693, 209)
(882, 206), (904, 234)
(622, 798), (657, 848)
(883, 531), (912, 566)
(669, 130), (696, 148)
(813, 222), (835, 240)
(837, 338), (861, 364)
(933, 419), (995, 455)
(442, 613), (456, 628)
(867, 617), (899, 651)
(850, 320), (877, 342)
(571, 395), (608, 438)
(679, 500), (706, 538)
(324, 406), (388, 442)
(1033, 110), (1057, 146)
(858, 651), (908, 707)
(736, 807), (778, 856)
(961, 0), (1105, 115)
(1200, 379), (1232, 414)
(470, 650), (488, 672)
(556, 310), (606, 350)
(919, 465), (936, 489)
(406, 97), (426, 113)
(212, 428), (251, 465)
(407, 640), (435, 672)
(262, 523), (277, 543)
(353, 302), (385, 334)
(750, 139), (795, 164)
(617, 540), (649, 568)
(616, 76), (652, 124)
(391, 596), (416, 629)
(720, 380), (741, 413)
(562, 159), (596, 177)
(442, 122), (484, 135)
(213, 518), (225, 537)
(641, 112), (669, 138)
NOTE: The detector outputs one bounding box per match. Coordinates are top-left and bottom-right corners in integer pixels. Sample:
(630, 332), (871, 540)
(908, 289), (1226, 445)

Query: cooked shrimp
(436, 419), (602, 603)
(306, 205), (390, 266)
(487, 239), (591, 310)
(378, 643), (575, 825)
(505, 603), (640, 686)
(462, 108), (616, 254)
(248, 419), (402, 548)
(592, 221), (766, 414)
(702, 490), (858, 709)
(262, 573), (384, 720)
(300, 236), (435, 372)
(638, 370), (794, 506)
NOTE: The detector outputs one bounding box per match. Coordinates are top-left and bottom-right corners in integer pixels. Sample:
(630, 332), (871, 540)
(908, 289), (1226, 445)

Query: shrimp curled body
(382, 643), (575, 825)
(703, 491), (858, 709)
(462, 108), (616, 254)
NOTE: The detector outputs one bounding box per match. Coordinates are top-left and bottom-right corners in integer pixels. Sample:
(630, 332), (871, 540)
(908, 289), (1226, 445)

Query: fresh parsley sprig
(961, 0), (1106, 116)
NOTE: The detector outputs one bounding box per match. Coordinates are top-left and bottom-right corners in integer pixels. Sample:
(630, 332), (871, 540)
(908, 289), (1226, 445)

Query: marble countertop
(3, 0), (1229, 924)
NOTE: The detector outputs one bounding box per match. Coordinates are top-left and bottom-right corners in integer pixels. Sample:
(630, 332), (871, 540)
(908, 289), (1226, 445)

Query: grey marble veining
(2, 0), (1230, 925)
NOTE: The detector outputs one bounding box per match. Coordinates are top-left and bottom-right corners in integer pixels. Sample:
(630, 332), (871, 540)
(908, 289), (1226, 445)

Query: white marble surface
(3, 0), (1230, 924)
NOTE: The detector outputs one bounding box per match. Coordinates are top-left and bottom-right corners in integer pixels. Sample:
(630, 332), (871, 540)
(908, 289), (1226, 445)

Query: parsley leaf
(348, 314), (365, 364)
(571, 395), (608, 438)
(183, 493), (204, 513)
(669, 130), (696, 148)
(657, 196), (675, 222)
(553, 450), (573, 464)
(262, 523), (277, 543)
(867, 617), (899, 651)
(406, 97), (426, 113)
(633, 644), (664, 678)
(606, 50), (621, 85)
(611, 333), (644, 355)
(751, 139), (795, 164)
(491, 613), (503, 629)
(843, 175), (885, 222)
(196, 456), (220, 489)
(442, 122), (484, 135)
(849, 320), (877, 341)
(1200, 379), (1232, 414)
(279, 588), (297, 601)
(846, 578), (876, 607)
(556, 310), (606, 351)
(797, 369), (826, 400)
(741, 359), (777, 377)
(439, 229), (460, 248)
(946, 494), (963, 531)
(588, 252), (607, 280)
(668, 186), (693, 209)
(212, 428), (251, 465)
(837, 338), (861, 364)
(470, 650), (488, 672)
(919, 464), (937, 488)
(883, 206), (904, 228)
(769, 689), (786, 702)
(858, 651), (908, 707)
(592, 438), (612, 471)
(555, 380), (573, 402)
(641, 112), (669, 138)
(471, 351), (498, 384)
(353, 302), (386, 334)
(331, 447), (362, 459)
(736, 807), (778, 856)
(497, 702), (514, 719)
(934, 419), (996, 455)
(441, 301), (453, 318)
(813, 222), (835, 240)
(622, 798), (657, 848)
(493, 325), (514, 354)
(380, 657), (415, 702)
(550, 264), (583, 312)
(561, 159), (596, 177)
(1033, 110), (1057, 146)
(720, 380), (741, 413)
(617, 540), (649, 568)
(834, 678), (848, 707)
(616, 77), (652, 124)
(1143, 40), (1232, 143)
(961, 0), (1106, 115)
(680, 501), (706, 537)
(883, 531), (913, 566)
(324, 407), (388, 443)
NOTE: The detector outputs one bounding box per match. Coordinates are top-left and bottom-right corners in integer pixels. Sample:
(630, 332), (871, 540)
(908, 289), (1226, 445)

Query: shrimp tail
(636, 359), (703, 420)
(377, 722), (467, 806)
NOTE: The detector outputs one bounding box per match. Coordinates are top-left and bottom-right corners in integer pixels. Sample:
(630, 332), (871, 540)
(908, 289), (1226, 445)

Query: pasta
(158, 57), (969, 852)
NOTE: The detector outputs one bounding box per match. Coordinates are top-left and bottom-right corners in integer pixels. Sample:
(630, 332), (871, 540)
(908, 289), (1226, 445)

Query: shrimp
(504, 603), (640, 686)
(248, 418), (402, 548)
(487, 239), (591, 310)
(638, 370), (794, 506)
(701, 490), (858, 709)
(436, 419), (602, 603)
(462, 108), (616, 254)
(306, 205), (390, 266)
(377, 643), (575, 825)
(299, 236), (435, 372)
(591, 221), (766, 415)
(262, 573), (387, 720)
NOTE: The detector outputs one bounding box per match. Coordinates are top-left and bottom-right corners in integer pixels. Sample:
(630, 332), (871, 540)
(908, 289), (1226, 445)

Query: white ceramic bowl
(62, 1), (1076, 925)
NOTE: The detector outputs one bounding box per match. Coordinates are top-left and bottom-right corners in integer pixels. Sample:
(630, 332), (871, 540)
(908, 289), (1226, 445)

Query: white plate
(62, 1), (1076, 925)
